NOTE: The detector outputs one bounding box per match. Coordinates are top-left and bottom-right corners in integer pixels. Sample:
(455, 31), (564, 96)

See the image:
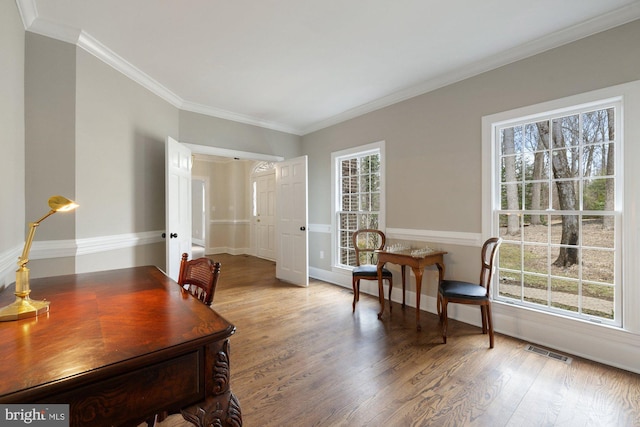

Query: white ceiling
(18, 0), (640, 135)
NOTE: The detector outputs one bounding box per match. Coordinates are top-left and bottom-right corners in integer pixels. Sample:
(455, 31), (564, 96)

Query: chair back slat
(177, 253), (221, 306)
(352, 229), (386, 266)
(479, 237), (503, 295)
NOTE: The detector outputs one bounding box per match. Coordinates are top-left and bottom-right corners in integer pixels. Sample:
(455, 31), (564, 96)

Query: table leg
(436, 260), (445, 283)
(377, 262), (385, 319)
(401, 265), (406, 308)
(181, 340), (242, 427)
(412, 266), (424, 331)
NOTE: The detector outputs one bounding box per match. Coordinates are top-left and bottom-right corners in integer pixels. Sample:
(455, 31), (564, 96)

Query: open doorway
(186, 144), (283, 260)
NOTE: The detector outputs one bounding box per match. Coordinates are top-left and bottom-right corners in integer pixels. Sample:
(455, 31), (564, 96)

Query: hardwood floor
(158, 254), (640, 427)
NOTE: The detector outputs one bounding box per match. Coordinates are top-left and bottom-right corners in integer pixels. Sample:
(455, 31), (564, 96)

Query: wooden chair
(178, 252), (221, 306)
(437, 237), (502, 348)
(351, 229), (393, 312)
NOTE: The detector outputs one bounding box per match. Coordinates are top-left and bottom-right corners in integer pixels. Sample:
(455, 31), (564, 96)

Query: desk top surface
(0, 265), (235, 401)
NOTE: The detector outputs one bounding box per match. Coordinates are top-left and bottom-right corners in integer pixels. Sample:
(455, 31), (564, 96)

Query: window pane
(550, 247), (579, 279)
(523, 182), (549, 211)
(523, 222), (548, 244)
(370, 174), (380, 192)
(499, 213), (521, 239)
(360, 194), (370, 210)
(523, 273), (547, 306)
(501, 154), (522, 183)
(550, 215), (579, 246)
(583, 108), (614, 143)
(582, 216), (614, 249)
(498, 271), (521, 299)
(498, 242), (521, 270)
(500, 127), (519, 156)
(523, 244), (548, 275)
(582, 249), (614, 283)
(501, 183), (522, 210)
(583, 283), (614, 319)
(359, 174), (370, 192)
(523, 151), (550, 181)
(552, 115), (579, 148)
(583, 178), (614, 210)
(582, 143), (612, 178)
(551, 278), (579, 313)
(371, 193), (380, 211)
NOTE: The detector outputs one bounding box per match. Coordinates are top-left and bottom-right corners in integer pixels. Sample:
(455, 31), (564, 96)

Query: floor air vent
(525, 344), (572, 364)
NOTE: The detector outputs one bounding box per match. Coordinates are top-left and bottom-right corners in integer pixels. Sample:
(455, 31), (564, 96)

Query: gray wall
(303, 19), (640, 285)
(179, 110), (302, 159)
(24, 34), (77, 276)
(0, 0), (25, 289)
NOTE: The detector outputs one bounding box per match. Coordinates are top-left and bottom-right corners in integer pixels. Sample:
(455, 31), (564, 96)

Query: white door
(165, 136), (192, 281)
(256, 172), (276, 260)
(275, 156), (308, 286)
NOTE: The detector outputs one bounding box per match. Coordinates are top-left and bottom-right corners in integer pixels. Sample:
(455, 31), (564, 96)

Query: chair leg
(387, 278), (393, 313)
(436, 293), (442, 319)
(486, 303), (494, 349)
(352, 278), (358, 312)
(441, 298), (448, 344)
(480, 306), (488, 334)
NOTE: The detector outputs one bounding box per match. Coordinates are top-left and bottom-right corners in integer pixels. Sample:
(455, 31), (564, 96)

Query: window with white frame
(332, 141), (385, 269)
(490, 99), (622, 326)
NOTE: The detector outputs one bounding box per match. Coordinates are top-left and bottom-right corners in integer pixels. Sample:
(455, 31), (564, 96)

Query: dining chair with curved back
(178, 252), (221, 307)
(437, 237), (502, 348)
(351, 229), (393, 312)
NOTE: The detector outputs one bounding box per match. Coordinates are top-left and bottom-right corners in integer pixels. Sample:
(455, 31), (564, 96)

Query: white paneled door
(256, 172), (276, 260)
(165, 136), (192, 281)
(275, 156), (308, 287)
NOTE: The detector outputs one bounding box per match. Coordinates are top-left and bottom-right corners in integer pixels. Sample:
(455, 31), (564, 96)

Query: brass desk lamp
(0, 195), (78, 321)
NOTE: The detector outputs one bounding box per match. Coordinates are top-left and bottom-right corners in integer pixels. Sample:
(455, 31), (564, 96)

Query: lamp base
(0, 296), (49, 322)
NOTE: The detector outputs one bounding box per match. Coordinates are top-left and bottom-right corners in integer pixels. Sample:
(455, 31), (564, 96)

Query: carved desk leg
(181, 340), (242, 427)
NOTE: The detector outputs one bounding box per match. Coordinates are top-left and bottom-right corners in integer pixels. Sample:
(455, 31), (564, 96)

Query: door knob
(170, 233), (178, 238)
(300, 226), (306, 231)
(161, 233), (166, 238)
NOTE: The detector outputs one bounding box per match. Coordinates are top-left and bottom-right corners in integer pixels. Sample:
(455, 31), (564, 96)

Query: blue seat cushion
(439, 280), (488, 300)
(353, 265), (392, 278)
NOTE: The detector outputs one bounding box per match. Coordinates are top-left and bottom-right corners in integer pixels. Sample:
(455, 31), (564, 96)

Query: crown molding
(180, 100), (302, 135)
(76, 31), (184, 108)
(15, 0), (37, 30)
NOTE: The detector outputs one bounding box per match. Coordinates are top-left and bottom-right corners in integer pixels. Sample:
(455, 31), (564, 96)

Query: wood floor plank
(152, 254), (640, 427)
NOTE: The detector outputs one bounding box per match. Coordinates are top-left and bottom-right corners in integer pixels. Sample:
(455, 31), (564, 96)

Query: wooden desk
(376, 250), (447, 330)
(0, 266), (242, 427)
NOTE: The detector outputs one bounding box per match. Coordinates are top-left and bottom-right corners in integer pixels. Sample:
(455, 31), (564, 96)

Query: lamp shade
(48, 195), (79, 213)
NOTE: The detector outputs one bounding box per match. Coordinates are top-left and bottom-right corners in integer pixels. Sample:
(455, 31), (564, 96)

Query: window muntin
(494, 102), (620, 325)
(334, 147), (383, 269)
